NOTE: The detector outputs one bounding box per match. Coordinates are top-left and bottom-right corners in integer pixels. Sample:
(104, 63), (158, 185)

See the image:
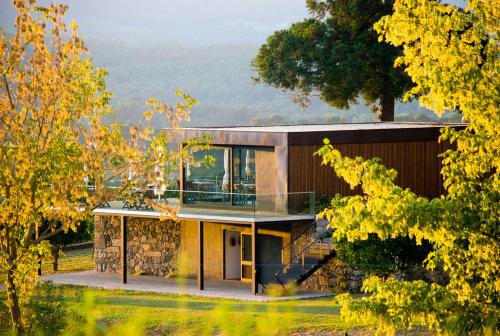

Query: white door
(224, 231), (241, 280)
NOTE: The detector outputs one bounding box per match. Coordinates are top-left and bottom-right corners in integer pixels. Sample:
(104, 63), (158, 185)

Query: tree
(44, 218), (92, 271)
(335, 234), (432, 277)
(316, 0), (498, 334)
(251, 0), (412, 121)
(0, 1), (207, 333)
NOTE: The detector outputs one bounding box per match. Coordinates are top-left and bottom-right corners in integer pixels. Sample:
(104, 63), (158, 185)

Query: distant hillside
(88, 41), (459, 127)
(0, 0), (462, 126)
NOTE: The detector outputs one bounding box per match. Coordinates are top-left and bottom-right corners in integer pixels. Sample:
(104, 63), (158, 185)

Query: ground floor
(93, 214), (325, 294)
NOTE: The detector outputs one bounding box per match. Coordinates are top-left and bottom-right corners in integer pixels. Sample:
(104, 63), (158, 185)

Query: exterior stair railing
(273, 228), (336, 290)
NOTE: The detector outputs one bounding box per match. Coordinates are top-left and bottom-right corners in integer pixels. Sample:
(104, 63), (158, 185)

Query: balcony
(93, 189), (316, 223)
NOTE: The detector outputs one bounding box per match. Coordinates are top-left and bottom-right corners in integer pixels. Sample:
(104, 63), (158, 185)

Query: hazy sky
(0, 0), (468, 46)
(1, 0), (311, 46)
(0, 0), (466, 126)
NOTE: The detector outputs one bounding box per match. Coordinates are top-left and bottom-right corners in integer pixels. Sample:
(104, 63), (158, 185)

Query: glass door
(240, 233), (252, 282)
(232, 148), (256, 206)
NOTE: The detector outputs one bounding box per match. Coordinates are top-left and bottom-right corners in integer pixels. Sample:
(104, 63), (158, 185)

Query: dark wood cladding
(288, 141), (452, 199)
(287, 126), (465, 145)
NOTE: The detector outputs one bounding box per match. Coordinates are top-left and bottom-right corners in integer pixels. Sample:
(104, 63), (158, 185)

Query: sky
(0, 0), (311, 46)
(0, 0), (466, 45)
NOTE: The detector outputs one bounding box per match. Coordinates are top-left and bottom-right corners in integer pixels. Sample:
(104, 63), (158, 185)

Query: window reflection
(183, 147), (256, 205)
(233, 148), (256, 205)
(184, 148), (225, 193)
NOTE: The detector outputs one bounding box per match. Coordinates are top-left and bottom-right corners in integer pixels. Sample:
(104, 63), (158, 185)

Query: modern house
(93, 122), (464, 294)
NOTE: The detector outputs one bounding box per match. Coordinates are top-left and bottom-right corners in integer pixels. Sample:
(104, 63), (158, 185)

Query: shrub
(335, 234), (433, 277)
(25, 281), (70, 335)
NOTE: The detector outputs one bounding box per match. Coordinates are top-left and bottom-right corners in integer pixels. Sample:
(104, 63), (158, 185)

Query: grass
(0, 286), (368, 335)
(50, 247), (94, 273)
(0, 249), (431, 335)
(0, 247), (369, 335)
(0, 247), (94, 284)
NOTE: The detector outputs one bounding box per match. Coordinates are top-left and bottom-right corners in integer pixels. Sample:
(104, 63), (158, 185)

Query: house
(92, 122), (464, 294)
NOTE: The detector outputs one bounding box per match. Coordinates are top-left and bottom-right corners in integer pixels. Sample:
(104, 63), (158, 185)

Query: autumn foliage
(0, 1), (205, 333)
(318, 0), (499, 334)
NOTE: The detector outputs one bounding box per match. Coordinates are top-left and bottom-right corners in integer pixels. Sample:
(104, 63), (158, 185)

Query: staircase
(267, 221), (337, 290)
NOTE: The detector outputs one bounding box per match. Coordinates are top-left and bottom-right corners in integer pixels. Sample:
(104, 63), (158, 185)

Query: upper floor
(94, 122), (465, 221)
(170, 122), (466, 201)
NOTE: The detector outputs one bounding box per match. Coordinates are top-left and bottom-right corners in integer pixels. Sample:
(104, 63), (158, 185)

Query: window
(184, 148), (228, 193)
(183, 146), (256, 205)
(232, 148), (255, 194)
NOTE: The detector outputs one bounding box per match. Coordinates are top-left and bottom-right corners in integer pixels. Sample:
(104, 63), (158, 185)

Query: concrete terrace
(41, 271), (334, 302)
(93, 201), (316, 224)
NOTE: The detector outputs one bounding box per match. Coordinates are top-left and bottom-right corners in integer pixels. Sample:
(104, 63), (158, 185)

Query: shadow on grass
(64, 295), (340, 315)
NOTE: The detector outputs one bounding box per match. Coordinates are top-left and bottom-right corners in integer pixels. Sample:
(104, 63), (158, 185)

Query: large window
(184, 148), (228, 193)
(183, 147), (256, 205)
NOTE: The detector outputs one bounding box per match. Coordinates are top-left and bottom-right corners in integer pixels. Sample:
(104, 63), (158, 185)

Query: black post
(121, 216), (127, 284)
(36, 228), (41, 276)
(198, 221), (204, 290)
(252, 222), (259, 295)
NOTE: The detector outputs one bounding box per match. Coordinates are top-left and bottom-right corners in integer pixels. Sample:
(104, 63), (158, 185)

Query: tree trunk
(6, 267), (24, 335)
(52, 246), (60, 272)
(380, 92), (395, 122)
(38, 253), (42, 276)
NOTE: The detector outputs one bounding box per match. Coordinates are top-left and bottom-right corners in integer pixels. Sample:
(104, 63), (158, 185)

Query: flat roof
(169, 122), (467, 146)
(178, 122), (466, 133)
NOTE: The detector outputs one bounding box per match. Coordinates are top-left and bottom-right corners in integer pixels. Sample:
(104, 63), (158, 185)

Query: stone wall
(299, 258), (449, 293)
(94, 215), (180, 277)
(290, 222), (315, 264)
(94, 216), (121, 272)
(299, 257), (365, 293)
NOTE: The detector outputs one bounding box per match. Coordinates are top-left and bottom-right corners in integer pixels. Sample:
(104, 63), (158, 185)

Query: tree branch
(36, 225), (65, 243)
(2, 73), (15, 110)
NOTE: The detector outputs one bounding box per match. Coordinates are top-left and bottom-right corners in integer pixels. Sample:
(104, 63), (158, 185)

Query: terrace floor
(41, 271), (333, 302)
(93, 201), (315, 224)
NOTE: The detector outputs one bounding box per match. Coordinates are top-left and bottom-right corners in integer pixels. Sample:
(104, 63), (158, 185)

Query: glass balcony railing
(95, 188), (316, 218)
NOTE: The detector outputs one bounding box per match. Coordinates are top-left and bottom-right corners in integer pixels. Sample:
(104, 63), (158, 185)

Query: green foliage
(316, 1), (499, 334)
(25, 281), (71, 336)
(42, 218), (92, 272)
(45, 218), (92, 248)
(335, 234), (432, 276)
(252, 0), (412, 120)
(306, 194), (331, 214)
(0, 301), (10, 335)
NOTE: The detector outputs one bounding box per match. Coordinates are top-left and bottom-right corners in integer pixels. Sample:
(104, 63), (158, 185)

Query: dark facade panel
(170, 125), (465, 147)
(287, 127), (462, 145)
(288, 141), (452, 199)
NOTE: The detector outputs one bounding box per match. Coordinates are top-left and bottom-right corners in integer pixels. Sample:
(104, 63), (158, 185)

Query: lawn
(0, 248), (431, 335)
(0, 247), (94, 284)
(0, 286), (368, 335)
(0, 247), (369, 335)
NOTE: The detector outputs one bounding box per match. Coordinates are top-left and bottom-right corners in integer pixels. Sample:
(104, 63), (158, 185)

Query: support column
(252, 222), (259, 295)
(179, 143), (184, 206)
(198, 221), (204, 290)
(120, 216), (127, 284)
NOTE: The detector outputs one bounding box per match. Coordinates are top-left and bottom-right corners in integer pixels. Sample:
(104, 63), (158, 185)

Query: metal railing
(273, 227), (335, 289)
